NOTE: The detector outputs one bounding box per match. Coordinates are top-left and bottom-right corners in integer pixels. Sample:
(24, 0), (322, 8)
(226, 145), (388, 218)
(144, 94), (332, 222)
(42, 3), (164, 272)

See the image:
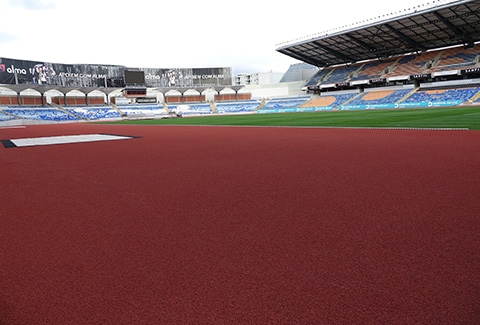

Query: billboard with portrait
(0, 57), (232, 88)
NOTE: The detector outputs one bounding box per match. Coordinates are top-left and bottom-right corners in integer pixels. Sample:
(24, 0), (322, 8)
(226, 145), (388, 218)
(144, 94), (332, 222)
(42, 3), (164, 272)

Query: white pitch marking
(10, 134), (134, 147)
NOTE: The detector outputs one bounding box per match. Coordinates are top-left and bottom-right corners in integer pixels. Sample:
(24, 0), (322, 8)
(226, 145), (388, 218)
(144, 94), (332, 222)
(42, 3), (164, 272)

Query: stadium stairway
(50, 104), (84, 120)
(321, 68), (336, 83)
(385, 57), (403, 75)
(209, 102), (217, 114)
(0, 109), (20, 120)
(466, 89), (480, 103)
(424, 51), (444, 72)
(350, 63), (366, 80)
(300, 96), (320, 108)
(161, 103), (171, 113)
(341, 91), (364, 106)
(256, 99), (267, 111)
(110, 103), (126, 116)
(396, 86), (420, 103)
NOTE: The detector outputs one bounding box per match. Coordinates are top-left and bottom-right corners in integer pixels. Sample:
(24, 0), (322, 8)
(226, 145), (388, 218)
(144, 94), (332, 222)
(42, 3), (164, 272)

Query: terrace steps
(384, 57), (403, 76)
(396, 86), (420, 103)
(50, 104), (84, 120)
(301, 96), (336, 107)
(256, 99), (266, 111)
(467, 89), (480, 103)
(110, 103), (126, 116)
(0, 110), (20, 119)
(162, 103), (171, 113)
(321, 69), (335, 83)
(341, 92), (363, 106)
(423, 51), (444, 72)
(300, 96), (320, 108)
(350, 64), (366, 80)
(209, 102), (217, 113)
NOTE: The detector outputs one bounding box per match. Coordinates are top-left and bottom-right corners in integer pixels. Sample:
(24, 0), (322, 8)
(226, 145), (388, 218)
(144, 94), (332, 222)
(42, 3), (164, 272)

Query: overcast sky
(0, 0), (447, 75)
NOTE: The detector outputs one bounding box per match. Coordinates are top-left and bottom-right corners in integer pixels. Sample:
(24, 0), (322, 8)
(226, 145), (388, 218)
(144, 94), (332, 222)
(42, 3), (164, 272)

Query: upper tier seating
(307, 44), (480, 87)
(426, 46), (480, 73)
(304, 69), (331, 87)
(383, 55), (418, 78)
(322, 65), (359, 83)
(350, 58), (398, 81)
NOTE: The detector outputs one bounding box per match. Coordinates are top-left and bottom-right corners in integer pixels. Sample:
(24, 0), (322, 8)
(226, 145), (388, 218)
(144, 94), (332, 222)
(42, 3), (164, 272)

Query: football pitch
(105, 105), (480, 130)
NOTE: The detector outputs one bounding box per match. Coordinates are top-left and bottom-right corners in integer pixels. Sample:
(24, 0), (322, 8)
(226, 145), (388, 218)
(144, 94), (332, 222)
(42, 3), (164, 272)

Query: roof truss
(277, 0), (480, 67)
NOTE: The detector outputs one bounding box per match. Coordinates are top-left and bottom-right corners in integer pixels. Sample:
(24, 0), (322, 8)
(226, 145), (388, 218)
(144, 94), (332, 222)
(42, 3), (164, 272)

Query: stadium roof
(0, 85), (246, 96)
(276, 0), (480, 67)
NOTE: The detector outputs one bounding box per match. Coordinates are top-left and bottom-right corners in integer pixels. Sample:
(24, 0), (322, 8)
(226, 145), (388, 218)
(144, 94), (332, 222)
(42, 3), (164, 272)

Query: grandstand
(2, 0), (480, 124)
(278, 0), (480, 108)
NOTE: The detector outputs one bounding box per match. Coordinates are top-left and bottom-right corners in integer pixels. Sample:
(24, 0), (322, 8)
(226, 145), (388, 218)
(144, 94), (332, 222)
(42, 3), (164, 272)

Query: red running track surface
(1, 124), (480, 324)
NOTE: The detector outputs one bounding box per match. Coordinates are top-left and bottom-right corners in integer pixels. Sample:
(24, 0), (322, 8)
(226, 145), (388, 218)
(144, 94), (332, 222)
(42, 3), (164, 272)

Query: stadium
(1, 0), (480, 323)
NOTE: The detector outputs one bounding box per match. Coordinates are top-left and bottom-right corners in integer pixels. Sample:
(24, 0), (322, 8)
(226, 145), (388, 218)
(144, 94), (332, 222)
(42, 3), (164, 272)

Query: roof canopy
(0, 85), (245, 96)
(276, 0), (480, 67)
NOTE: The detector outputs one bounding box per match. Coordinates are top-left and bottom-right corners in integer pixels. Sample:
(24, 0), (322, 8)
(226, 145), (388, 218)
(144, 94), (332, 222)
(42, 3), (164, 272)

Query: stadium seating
(350, 58), (398, 81)
(215, 101), (261, 114)
(117, 104), (167, 117)
(260, 96), (310, 111)
(384, 55), (418, 77)
(180, 103), (213, 115)
(304, 69), (331, 87)
(301, 93), (357, 107)
(322, 65), (359, 83)
(347, 89), (412, 105)
(403, 86), (480, 103)
(426, 45), (480, 73)
(64, 106), (122, 120)
(307, 44), (480, 88)
(0, 111), (16, 121)
(3, 107), (79, 121)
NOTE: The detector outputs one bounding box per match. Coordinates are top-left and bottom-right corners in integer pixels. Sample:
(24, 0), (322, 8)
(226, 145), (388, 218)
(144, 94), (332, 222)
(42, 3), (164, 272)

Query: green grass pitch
(103, 106), (480, 130)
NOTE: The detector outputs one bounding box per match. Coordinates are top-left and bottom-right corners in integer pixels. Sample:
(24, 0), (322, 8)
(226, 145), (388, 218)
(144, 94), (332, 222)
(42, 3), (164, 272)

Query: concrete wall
(244, 81), (306, 99)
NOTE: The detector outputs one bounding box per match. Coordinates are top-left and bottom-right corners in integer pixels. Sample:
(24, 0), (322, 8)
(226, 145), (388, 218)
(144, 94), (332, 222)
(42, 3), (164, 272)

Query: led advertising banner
(0, 57), (122, 87)
(0, 57), (232, 88)
(139, 67), (232, 88)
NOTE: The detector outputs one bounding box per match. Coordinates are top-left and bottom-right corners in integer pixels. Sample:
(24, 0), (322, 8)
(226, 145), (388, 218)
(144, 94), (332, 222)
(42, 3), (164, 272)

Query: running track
(1, 123), (479, 324)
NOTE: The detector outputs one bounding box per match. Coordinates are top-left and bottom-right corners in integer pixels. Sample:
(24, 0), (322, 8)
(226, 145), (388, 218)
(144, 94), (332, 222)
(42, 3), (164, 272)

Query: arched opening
(164, 89), (183, 104)
(183, 89), (202, 103)
(18, 88), (43, 106)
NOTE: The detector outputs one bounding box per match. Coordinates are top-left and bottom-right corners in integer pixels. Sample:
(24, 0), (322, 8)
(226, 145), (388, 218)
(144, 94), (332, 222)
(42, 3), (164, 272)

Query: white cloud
(0, 0), (440, 74)
(0, 31), (18, 44)
(7, 0), (55, 10)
